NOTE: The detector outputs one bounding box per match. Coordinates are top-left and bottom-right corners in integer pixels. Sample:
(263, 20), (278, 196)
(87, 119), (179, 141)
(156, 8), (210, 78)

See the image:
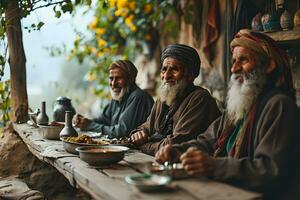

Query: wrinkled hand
(130, 130), (149, 146)
(72, 113), (90, 131)
(155, 144), (182, 164)
(180, 147), (215, 176)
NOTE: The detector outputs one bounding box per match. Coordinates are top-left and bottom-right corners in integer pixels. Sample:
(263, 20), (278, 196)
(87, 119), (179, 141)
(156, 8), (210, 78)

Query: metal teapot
(53, 97), (76, 122)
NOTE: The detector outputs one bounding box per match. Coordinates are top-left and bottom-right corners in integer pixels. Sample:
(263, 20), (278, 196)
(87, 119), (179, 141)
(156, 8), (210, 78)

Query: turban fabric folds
(230, 29), (295, 99)
(109, 60), (138, 84)
(161, 44), (201, 78)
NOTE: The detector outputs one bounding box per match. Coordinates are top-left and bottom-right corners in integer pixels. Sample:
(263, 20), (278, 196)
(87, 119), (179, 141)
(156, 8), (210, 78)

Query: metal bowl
(76, 146), (129, 166)
(150, 163), (189, 179)
(39, 125), (64, 140)
(125, 174), (171, 192)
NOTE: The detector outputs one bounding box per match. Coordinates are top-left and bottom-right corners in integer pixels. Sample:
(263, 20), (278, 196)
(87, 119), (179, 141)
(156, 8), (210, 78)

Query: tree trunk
(5, 0), (28, 123)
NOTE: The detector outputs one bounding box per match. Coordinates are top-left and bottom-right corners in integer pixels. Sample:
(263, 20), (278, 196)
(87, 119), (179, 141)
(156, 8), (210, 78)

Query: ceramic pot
(294, 9), (300, 29)
(59, 111), (78, 138)
(252, 13), (264, 31)
(53, 96), (76, 122)
(280, 10), (293, 30)
(36, 101), (49, 125)
(261, 13), (280, 32)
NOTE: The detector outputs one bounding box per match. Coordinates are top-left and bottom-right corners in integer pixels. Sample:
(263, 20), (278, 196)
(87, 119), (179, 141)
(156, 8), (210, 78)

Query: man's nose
(231, 62), (241, 74)
(111, 79), (117, 87)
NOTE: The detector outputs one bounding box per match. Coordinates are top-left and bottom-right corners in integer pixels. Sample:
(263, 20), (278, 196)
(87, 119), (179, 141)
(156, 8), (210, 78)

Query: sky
(22, 6), (91, 91)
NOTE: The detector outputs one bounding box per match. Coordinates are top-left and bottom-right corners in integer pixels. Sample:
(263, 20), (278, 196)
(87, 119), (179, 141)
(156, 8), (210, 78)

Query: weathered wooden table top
(13, 123), (262, 200)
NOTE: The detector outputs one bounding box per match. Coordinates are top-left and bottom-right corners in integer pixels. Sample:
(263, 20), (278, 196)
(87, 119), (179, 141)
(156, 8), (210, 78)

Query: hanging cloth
(203, 0), (220, 64)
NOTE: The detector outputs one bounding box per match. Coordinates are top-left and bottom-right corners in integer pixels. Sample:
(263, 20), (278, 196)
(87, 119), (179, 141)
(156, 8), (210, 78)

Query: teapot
(53, 96), (76, 122)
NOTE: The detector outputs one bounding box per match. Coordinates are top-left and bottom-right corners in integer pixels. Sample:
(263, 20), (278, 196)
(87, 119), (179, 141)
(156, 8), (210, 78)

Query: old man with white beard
(73, 60), (153, 139)
(155, 30), (299, 199)
(130, 44), (220, 156)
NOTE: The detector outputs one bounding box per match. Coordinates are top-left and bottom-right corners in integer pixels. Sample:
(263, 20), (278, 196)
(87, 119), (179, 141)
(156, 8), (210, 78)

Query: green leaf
(61, 3), (74, 13)
(37, 22), (45, 30)
(55, 11), (62, 18)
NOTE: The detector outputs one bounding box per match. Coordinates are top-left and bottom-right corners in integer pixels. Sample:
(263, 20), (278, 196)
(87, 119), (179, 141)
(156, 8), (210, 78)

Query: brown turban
(230, 29), (295, 99)
(161, 44), (201, 78)
(109, 60), (137, 84)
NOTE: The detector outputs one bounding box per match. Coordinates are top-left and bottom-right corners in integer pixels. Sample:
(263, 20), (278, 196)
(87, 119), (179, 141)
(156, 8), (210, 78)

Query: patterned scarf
(214, 100), (259, 158)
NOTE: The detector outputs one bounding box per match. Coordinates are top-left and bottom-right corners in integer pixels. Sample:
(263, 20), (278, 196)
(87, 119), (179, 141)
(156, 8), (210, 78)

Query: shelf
(264, 28), (300, 42)
(262, 29), (300, 48)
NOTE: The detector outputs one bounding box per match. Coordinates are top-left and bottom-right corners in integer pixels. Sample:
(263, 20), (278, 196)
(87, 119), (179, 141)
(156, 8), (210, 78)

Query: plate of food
(61, 135), (133, 154)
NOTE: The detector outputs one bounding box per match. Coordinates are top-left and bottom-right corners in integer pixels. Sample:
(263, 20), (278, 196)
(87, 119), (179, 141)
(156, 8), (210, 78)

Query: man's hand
(180, 147), (215, 176)
(130, 130), (149, 146)
(72, 113), (90, 131)
(155, 144), (182, 164)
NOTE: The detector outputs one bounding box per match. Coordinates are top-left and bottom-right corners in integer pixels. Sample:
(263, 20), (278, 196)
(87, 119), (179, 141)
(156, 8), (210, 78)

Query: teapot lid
(56, 96), (71, 102)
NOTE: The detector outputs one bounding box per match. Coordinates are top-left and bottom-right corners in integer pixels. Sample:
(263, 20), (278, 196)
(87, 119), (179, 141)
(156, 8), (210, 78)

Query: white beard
(226, 68), (266, 124)
(159, 79), (188, 106)
(110, 87), (128, 101)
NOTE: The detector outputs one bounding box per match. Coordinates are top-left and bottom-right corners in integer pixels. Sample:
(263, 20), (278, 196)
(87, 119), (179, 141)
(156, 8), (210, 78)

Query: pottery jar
(53, 96), (76, 122)
(36, 101), (49, 125)
(252, 13), (264, 31)
(59, 111), (78, 138)
(280, 10), (293, 30)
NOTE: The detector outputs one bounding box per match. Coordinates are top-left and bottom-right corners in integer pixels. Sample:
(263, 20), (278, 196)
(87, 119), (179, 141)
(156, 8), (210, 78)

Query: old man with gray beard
(73, 60), (153, 139)
(155, 30), (299, 199)
(130, 44), (220, 156)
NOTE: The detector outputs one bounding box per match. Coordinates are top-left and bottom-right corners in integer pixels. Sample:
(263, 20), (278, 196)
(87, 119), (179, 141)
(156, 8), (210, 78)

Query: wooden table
(13, 123), (262, 200)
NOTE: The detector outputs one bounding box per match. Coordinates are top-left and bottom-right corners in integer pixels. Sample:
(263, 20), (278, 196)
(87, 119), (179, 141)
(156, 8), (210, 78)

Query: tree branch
(30, 0), (67, 12)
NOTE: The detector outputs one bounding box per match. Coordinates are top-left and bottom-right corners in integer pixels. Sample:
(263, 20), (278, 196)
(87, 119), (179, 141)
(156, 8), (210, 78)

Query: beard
(110, 86), (128, 101)
(159, 79), (188, 106)
(226, 68), (267, 124)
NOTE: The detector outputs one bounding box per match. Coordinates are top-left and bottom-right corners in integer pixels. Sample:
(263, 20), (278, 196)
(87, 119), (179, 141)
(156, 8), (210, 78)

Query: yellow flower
(129, 24), (137, 32)
(117, 0), (127, 8)
(87, 72), (96, 81)
(95, 28), (105, 35)
(115, 9), (122, 16)
(88, 17), (99, 30)
(120, 7), (129, 17)
(125, 15), (134, 27)
(97, 38), (107, 47)
(97, 51), (104, 58)
(128, 1), (136, 10)
(143, 3), (153, 14)
(108, 0), (117, 8)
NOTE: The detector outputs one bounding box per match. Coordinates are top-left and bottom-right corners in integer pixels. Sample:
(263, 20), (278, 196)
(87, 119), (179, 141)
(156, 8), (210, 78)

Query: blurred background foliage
(68, 0), (178, 98)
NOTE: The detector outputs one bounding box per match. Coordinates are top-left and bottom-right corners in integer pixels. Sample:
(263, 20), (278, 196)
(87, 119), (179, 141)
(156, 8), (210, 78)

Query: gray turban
(109, 60), (138, 84)
(161, 44), (201, 78)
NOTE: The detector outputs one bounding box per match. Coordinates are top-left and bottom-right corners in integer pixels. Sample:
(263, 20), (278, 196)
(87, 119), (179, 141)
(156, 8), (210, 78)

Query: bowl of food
(76, 145), (129, 166)
(125, 174), (171, 192)
(61, 135), (110, 154)
(39, 122), (64, 140)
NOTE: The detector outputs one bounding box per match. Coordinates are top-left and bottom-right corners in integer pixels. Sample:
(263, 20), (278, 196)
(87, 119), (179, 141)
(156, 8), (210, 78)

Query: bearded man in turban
(73, 60), (154, 139)
(130, 44), (221, 156)
(155, 30), (300, 199)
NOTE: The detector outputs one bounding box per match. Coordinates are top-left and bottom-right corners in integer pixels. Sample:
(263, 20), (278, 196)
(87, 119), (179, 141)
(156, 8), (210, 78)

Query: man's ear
(266, 59), (276, 74)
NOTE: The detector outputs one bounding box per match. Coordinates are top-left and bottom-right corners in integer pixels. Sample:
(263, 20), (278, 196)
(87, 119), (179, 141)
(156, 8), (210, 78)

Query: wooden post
(5, 0), (28, 123)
